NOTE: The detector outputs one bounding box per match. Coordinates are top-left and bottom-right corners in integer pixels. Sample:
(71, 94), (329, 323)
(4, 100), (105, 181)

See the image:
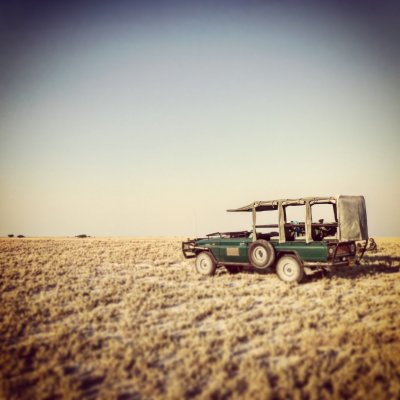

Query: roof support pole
(252, 205), (257, 242)
(305, 200), (312, 243)
(278, 201), (285, 243)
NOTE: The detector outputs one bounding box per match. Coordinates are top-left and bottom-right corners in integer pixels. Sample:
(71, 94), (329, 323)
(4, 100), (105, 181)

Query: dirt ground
(0, 237), (399, 399)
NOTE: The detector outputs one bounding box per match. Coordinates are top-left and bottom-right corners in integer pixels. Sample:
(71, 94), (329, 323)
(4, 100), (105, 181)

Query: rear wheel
(195, 252), (216, 276)
(276, 255), (304, 283)
(249, 240), (275, 270)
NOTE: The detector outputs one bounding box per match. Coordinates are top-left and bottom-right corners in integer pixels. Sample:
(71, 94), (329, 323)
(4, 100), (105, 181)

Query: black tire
(195, 252), (217, 276)
(225, 265), (242, 274)
(248, 240), (275, 270)
(276, 255), (304, 283)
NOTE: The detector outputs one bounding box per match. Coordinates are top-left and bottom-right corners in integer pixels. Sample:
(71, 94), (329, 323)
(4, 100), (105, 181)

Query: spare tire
(248, 240), (275, 270)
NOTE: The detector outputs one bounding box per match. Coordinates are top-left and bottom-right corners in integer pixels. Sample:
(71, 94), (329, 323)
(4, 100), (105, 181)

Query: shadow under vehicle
(182, 195), (370, 283)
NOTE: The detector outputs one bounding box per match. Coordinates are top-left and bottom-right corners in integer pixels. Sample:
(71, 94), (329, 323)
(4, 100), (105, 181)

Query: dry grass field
(1, 237), (399, 399)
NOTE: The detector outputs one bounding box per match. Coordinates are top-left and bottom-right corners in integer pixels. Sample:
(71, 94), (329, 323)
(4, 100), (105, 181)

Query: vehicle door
(218, 238), (252, 264)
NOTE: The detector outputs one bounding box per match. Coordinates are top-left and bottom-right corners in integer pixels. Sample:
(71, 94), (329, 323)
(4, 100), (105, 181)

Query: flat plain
(0, 237), (399, 399)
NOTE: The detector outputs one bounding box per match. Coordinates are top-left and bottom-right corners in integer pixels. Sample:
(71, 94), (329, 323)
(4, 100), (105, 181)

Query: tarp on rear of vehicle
(337, 195), (368, 241)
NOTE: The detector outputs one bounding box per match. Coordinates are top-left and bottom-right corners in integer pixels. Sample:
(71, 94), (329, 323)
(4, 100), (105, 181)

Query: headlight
(328, 247), (334, 255)
(350, 244), (355, 253)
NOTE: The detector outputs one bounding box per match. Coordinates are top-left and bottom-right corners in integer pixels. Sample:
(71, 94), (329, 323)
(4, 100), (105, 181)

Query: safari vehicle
(182, 196), (369, 283)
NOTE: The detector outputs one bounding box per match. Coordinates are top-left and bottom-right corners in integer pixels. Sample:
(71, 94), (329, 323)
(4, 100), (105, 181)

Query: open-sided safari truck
(182, 196), (369, 283)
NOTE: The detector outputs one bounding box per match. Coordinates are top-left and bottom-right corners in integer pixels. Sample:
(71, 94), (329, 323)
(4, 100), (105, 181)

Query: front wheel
(195, 252), (216, 276)
(276, 255), (304, 283)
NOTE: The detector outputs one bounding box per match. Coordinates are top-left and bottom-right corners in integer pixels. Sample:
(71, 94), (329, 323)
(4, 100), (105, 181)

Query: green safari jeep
(182, 196), (369, 283)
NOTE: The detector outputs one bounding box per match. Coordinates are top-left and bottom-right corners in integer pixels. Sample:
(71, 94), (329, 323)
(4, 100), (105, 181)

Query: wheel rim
(282, 261), (295, 278)
(254, 246), (267, 264)
(198, 255), (211, 273)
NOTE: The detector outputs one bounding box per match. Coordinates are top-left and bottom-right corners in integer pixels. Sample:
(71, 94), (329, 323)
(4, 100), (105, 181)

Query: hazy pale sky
(0, 0), (399, 237)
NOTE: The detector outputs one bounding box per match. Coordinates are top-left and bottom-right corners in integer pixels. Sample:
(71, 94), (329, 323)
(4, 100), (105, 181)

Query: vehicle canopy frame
(227, 195), (368, 244)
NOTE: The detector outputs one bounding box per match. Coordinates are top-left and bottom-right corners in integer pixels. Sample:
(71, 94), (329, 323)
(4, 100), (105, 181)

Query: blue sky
(0, 0), (399, 236)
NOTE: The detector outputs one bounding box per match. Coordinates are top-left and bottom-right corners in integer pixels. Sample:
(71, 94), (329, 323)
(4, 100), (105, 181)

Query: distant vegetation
(75, 234), (91, 238)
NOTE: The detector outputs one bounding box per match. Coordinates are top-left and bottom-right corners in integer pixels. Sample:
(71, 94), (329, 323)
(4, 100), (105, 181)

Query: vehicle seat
(284, 228), (296, 241)
(256, 232), (278, 240)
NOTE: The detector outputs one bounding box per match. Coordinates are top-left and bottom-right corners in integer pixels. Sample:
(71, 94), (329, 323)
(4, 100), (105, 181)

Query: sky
(0, 0), (399, 237)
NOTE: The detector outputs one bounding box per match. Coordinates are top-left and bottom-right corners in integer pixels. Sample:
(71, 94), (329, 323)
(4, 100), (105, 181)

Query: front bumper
(182, 240), (209, 259)
(182, 240), (196, 259)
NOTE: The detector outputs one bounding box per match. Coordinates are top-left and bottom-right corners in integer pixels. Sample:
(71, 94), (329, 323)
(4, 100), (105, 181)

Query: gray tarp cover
(337, 195), (368, 241)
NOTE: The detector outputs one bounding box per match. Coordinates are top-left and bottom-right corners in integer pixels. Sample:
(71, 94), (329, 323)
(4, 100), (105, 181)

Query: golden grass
(0, 237), (399, 399)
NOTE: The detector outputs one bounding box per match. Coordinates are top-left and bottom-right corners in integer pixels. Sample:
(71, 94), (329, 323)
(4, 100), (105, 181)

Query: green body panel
(196, 238), (328, 263)
(197, 238), (252, 263)
(271, 240), (328, 262)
